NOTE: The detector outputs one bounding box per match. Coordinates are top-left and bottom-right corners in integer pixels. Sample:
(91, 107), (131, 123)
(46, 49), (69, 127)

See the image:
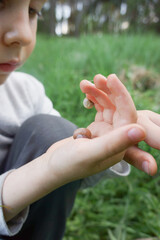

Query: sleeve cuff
(0, 170), (29, 236)
(109, 160), (130, 177)
(80, 160), (130, 189)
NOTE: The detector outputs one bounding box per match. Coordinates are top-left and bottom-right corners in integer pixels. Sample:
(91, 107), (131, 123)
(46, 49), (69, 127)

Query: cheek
(22, 40), (36, 62)
(28, 23), (37, 53)
(23, 26), (37, 61)
(28, 35), (36, 55)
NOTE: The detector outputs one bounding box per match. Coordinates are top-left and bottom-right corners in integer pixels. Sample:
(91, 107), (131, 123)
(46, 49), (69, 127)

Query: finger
(94, 74), (137, 125)
(124, 146), (157, 176)
(147, 110), (160, 127)
(81, 81), (104, 121)
(78, 124), (146, 173)
(85, 94), (104, 113)
(107, 74), (137, 125)
(94, 104), (104, 122)
(80, 80), (115, 110)
(80, 80), (115, 123)
(138, 111), (160, 149)
(94, 74), (111, 95)
(138, 110), (160, 127)
(85, 93), (106, 122)
(85, 93), (104, 122)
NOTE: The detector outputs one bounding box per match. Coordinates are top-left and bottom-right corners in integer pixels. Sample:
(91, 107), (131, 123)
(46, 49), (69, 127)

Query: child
(0, 1), (153, 239)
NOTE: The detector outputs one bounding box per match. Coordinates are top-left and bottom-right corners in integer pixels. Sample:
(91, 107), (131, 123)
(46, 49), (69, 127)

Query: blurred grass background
(20, 33), (160, 239)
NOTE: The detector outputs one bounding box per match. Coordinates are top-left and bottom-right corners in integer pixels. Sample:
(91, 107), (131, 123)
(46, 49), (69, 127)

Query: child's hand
(80, 74), (137, 136)
(79, 73), (138, 174)
(80, 74), (157, 175)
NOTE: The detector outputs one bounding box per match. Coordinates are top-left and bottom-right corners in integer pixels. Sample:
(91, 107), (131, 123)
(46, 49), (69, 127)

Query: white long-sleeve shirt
(0, 71), (130, 236)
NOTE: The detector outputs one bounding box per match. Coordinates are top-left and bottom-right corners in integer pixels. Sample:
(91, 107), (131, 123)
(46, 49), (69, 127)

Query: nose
(3, 12), (33, 47)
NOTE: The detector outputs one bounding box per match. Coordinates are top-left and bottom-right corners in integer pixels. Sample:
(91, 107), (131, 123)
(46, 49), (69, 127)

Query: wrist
(2, 153), (62, 221)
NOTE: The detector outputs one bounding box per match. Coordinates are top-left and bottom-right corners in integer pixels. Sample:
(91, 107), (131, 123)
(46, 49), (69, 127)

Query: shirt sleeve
(80, 160), (130, 189)
(18, 72), (61, 117)
(0, 170), (29, 236)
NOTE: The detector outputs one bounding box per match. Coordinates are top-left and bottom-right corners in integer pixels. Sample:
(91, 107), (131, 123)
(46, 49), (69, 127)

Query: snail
(73, 128), (91, 139)
(83, 98), (94, 109)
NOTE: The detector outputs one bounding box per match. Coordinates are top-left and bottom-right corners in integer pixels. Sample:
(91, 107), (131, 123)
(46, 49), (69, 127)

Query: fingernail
(142, 161), (150, 175)
(128, 128), (144, 142)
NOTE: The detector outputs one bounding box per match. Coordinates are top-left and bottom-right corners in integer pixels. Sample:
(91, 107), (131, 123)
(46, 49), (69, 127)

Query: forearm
(2, 137), (72, 222)
(2, 123), (146, 222)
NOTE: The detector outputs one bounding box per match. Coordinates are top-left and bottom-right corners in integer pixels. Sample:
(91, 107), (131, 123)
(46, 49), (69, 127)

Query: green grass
(20, 33), (160, 239)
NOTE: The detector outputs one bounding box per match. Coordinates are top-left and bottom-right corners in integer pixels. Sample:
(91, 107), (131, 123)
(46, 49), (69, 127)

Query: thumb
(78, 124), (146, 172)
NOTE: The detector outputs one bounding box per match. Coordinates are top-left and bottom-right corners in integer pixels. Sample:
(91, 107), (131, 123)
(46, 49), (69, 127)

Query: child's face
(0, 0), (46, 84)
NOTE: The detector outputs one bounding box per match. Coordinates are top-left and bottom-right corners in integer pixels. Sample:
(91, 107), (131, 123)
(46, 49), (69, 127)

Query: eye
(29, 7), (43, 19)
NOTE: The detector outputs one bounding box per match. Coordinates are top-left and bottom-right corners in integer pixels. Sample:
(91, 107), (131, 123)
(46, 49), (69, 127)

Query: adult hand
(46, 124), (145, 186)
(124, 110), (160, 175)
(137, 110), (160, 149)
(80, 74), (137, 136)
(80, 74), (157, 175)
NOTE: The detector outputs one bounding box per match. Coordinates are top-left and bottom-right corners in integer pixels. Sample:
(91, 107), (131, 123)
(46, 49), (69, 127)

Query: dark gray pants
(2, 114), (81, 240)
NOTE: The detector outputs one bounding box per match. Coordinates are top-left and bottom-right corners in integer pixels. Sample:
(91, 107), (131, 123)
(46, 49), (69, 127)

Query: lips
(0, 61), (21, 73)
